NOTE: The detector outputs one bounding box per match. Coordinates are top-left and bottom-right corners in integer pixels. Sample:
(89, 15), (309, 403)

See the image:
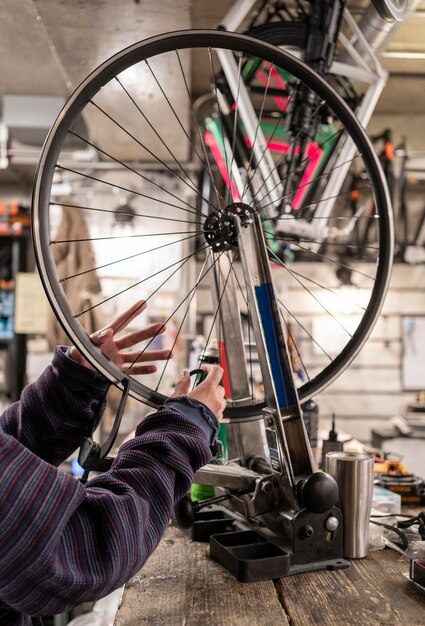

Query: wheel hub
(203, 202), (254, 251)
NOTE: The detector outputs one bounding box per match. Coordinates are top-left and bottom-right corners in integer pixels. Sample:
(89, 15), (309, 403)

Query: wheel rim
(32, 30), (393, 417)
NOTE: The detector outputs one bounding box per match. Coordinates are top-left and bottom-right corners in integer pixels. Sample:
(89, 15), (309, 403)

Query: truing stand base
(176, 503), (350, 583)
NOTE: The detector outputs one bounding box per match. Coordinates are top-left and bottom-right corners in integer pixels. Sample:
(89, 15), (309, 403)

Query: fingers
(171, 369), (191, 397)
(115, 323), (166, 349)
(120, 348), (172, 363)
(185, 364), (227, 420)
(201, 364), (224, 387)
(216, 397), (227, 420)
(92, 327), (114, 346)
(108, 300), (147, 334)
(216, 385), (226, 400)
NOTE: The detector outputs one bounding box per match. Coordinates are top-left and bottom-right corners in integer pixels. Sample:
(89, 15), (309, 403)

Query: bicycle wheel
(32, 30), (393, 418)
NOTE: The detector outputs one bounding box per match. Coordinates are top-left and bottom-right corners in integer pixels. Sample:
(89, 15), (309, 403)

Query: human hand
(172, 365), (226, 420)
(69, 300), (172, 375)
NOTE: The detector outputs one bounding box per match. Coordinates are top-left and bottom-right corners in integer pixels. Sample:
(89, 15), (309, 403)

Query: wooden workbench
(114, 523), (425, 626)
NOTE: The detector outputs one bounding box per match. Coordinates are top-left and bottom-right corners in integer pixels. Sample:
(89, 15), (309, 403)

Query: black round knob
(173, 495), (196, 528)
(299, 524), (314, 540)
(300, 472), (338, 514)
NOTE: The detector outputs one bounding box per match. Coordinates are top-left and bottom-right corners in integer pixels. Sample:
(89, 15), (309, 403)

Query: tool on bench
(374, 454), (425, 505)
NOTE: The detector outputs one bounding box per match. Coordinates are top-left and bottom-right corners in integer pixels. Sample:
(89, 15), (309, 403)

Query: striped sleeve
(0, 403), (216, 618)
(0, 346), (109, 466)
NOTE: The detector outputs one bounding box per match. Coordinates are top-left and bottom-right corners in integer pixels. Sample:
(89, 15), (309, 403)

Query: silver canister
(326, 451), (374, 559)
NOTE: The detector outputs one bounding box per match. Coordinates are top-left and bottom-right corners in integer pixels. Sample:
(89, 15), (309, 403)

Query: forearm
(0, 402), (218, 617)
(0, 346), (109, 465)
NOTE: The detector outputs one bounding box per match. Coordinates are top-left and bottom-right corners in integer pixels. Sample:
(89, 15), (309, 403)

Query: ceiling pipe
(356, 0), (422, 56)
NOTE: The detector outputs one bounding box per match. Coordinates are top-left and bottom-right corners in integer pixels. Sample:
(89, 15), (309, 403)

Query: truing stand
(175, 203), (349, 581)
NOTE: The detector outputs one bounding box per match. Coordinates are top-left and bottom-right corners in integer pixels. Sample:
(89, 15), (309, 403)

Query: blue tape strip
(255, 282), (297, 409)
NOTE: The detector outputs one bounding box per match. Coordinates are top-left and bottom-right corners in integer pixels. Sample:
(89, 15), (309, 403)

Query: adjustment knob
(173, 494), (196, 528)
(299, 472), (338, 514)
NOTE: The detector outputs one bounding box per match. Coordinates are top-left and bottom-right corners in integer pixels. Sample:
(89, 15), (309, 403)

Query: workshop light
(382, 51), (425, 59)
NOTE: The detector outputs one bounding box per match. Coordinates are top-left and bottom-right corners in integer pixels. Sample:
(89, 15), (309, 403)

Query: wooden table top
(114, 523), (425, 626)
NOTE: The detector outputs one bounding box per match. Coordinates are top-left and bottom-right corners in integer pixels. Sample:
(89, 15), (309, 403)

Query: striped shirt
(0, 347), (218, 625)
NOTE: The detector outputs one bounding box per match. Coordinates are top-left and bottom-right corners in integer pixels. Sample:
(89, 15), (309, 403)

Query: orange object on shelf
(384, 141), (395, 161)
(373, 456), (411, 476)
(0, 202), (19, 216)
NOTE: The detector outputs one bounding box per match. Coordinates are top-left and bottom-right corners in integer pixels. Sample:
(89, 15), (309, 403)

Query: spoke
(286, 241), (375, 280)
(229, 261), (254, 399)
(52, 232), (202, 243)
(267, 246), (357, 336)
(208, 47), (232, 204)
(174, 49), (225, 209)
(252, 98), (327, 205)
(259, 183), (371, 214)
(277, 299), (332, 363)
(114, 75), (218, 211)
(264, 231), (379, 252)
(55, 166), (201, 220)
(241, 82), (299, 200)
(256, 128), (344, 211)
(153, 254), (219, 389)
(200, 250), (236, 366)
(127, 251), (223, 373)
(59, 232), (199, 283)
(278, 213), (376, 221)
(264, 153), (364, 215)
(241, 62), (274, 202)
(247, 285), (254, 399)
(268, 246), (366, 313)
(144, 57), (217, 195)
(288, 242), (376, 281)
(89, 100), (209, 210)
(116, 245), (212, 337)
(269, 233), (380, 252)
(50, 201), (199, 228)
(277, 305), (312, 382)
(74, 243), (208, 318)
(225, 51), (244, 206)
(68, 130), (206, 219)
(216, 250), (223, 360)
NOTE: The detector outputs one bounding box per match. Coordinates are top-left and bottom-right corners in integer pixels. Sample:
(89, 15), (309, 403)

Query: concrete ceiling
(1, 0), (425, 191)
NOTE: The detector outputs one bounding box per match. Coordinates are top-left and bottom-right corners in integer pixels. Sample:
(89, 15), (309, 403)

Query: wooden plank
(275, 547), (425, 626)
(114, 525), (290, 626)
(115, 527), (425, 626)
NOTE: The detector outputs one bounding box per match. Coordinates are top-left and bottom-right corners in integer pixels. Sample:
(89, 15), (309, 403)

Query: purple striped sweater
(0, 347), (218, 625)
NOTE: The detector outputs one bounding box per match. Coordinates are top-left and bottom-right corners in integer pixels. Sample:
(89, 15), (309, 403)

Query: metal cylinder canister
(326, 451), (374, 559)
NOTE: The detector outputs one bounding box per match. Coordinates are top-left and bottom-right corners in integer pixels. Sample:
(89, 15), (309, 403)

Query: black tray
(210, 530), (290, 582)
(178, 507), (235, 542)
